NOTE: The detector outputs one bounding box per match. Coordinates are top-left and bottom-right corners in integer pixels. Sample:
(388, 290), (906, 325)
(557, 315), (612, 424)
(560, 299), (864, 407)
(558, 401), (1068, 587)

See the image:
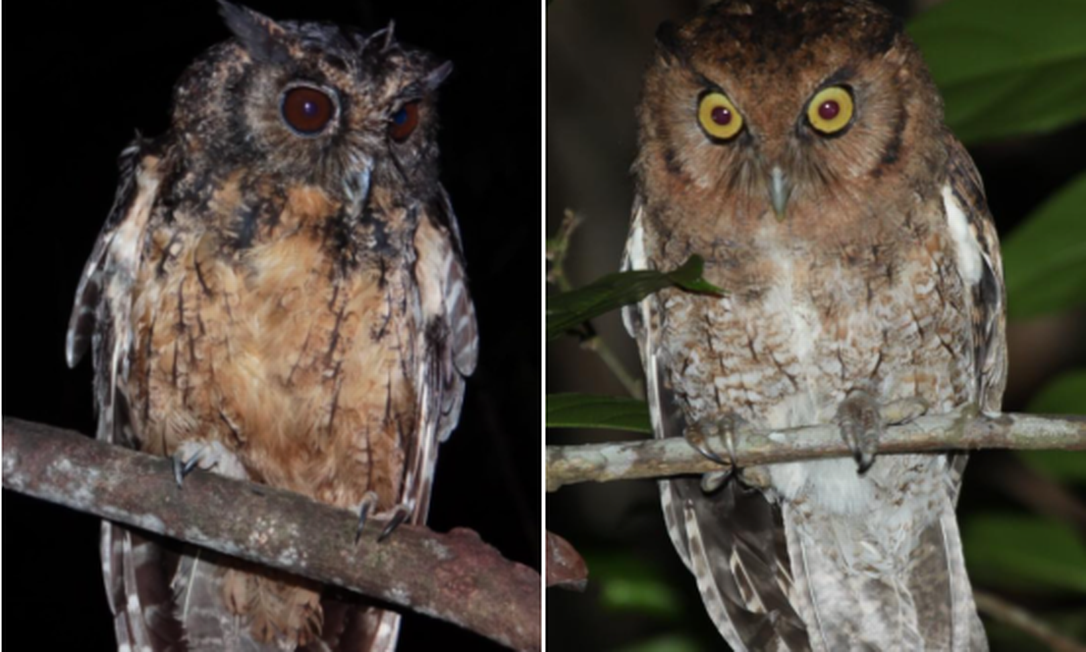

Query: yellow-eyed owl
(622, 1), (1004, 649)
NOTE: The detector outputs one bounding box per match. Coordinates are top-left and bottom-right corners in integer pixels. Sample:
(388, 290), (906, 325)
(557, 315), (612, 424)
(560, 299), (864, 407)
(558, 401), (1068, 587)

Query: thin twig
(580, 336), (644, 400)
(2, 417), (540, 652)
(547, 209), (644, 399)
(975, 591), (1086, 652)
(546, 410), (1086, 491)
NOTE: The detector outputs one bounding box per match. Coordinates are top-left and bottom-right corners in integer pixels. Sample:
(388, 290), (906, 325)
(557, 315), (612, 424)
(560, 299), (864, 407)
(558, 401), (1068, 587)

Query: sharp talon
(182, 452), (203, 476)
(355, 492), (379, 543)
(837, 391), (882, 473)
(378, 508), (409, 542)
(355, 505), (370, 544)
(685, 421), (739, 467)
(172, 450), (204, 488)
(694, 441), (728, 466)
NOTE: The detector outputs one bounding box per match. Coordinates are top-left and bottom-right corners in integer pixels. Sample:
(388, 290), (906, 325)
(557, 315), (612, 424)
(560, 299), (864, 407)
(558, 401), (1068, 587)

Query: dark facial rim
(278, 81), (342, 138)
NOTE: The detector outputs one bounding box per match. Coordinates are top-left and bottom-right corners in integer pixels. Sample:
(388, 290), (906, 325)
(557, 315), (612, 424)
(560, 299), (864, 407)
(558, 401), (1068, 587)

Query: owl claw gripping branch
(622, 1), (1006, 650)
(66, 3), (478, 651)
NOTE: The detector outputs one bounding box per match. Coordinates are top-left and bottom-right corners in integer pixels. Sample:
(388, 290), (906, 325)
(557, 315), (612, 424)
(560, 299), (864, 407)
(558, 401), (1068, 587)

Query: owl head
(636, 0), (947, 226)
(171, 1), (451, 206)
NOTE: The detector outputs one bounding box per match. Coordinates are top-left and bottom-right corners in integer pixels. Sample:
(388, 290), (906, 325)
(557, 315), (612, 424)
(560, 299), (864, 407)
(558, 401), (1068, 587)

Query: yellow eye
(697, 92), (744, 141)
(807, 86), (854, 135)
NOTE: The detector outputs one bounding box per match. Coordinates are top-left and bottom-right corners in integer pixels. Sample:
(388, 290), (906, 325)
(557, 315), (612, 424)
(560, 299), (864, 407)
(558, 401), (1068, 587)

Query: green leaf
(1001, 173), (1086, 318)
(546, 394), (652, 434)
(585, 552), (683, 619)
(615, 635), (702, 652)
(546, 255), (723, 341)
(908, 0), (1086, 144)
(962, 514), (1086, 594)
(1026, 369), (1086, 415)
(1019, 370), (1086, 483)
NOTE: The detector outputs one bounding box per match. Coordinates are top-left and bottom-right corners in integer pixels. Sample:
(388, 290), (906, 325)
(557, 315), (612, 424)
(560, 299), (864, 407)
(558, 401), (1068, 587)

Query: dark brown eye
(280, 86), (335, 135)
(389, 102), (420, 141)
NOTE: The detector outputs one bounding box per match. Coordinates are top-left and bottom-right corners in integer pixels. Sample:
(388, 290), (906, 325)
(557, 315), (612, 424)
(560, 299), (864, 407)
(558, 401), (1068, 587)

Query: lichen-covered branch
(547, 410), (1086, 491)
(2, 417), (540, 652)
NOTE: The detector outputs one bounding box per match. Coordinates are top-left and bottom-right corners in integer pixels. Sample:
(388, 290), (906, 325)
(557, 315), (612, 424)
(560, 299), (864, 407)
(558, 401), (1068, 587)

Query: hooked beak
(345, 160), (374, 214)
(769, 166), (790, 221)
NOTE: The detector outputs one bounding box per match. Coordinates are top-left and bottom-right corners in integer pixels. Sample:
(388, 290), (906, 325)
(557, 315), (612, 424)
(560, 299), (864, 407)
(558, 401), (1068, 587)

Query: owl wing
(943, 133), (1007, 417)
(621, 201), (808, 652)
(403, 187), (478, 526)
(939, 133), (1008, 513)
(66, 140), (188, 651)
(66, 138), (155, 447)
(942, 135), (1006, 649)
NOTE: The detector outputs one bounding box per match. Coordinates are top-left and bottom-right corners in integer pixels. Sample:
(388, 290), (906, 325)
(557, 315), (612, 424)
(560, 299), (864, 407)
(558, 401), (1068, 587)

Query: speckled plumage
(621, 1), (1005, 650)
(66, 4), (477, 651)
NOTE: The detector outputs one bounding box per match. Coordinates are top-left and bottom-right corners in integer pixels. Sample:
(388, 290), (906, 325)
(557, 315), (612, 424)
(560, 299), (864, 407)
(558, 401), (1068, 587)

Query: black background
(3, 1), (540, 650)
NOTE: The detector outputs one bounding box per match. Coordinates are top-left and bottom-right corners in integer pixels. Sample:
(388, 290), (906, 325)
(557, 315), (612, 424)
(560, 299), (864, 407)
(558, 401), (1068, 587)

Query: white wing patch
(942, 185), (982, 286)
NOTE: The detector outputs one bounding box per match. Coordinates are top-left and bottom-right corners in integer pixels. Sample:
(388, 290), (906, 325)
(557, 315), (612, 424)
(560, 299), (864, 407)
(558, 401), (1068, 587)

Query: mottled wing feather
(435, 186), (479, 379)
(943, 133), (1007, 415)
(622, 201), (807, 652)
(67, 141), (185, 651)
(402, 191), (477, 527)
(65, 139), (144, 370)
(944, 134), (1004, 650)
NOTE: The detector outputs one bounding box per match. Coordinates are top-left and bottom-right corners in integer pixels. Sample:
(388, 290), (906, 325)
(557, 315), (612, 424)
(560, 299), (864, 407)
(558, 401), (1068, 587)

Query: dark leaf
(908, 0), (1086, 144)
(547, 255), (723, 341)
(962, 514), (1086, 593)
(546, 394), (652, 434)
(1020, 370), (1086, 483)
(1002, 173), (1086, 319)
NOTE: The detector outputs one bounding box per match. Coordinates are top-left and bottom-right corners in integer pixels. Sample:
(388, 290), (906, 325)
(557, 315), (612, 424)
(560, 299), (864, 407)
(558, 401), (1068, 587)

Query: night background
(547, 0), (1086, 650)
(3, 1), (540, 649)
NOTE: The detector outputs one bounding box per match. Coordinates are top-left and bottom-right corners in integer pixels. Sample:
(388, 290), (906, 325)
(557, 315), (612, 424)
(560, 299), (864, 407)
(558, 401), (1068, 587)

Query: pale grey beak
(770, 166), (790, 220)
(345, 161), (373, 214)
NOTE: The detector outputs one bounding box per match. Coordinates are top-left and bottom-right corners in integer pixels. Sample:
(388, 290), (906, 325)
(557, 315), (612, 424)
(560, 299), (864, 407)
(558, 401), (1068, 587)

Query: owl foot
(354, 494), (411, 543)
(377, 505), (410, 542)
(355, 491), (381, 543)
(690, 414), (748, 494)
(736, 465), (772, 490)
(836, 391), (882, 474)
(170, 440), (248, 487)
(686, 413), (745, 468)
(881, 397), (929, 425)
(172, 449), (204, 487)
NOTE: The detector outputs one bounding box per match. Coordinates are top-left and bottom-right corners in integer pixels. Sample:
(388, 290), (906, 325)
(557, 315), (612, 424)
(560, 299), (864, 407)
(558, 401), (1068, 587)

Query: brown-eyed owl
(65, 3), (478, 650)
(621, 1), (1005, 649)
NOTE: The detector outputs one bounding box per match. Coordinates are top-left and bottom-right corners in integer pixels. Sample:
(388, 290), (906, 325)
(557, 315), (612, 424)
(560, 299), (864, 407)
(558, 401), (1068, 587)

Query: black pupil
(393, 108), (408, 125)
(303, 100), (320, 117)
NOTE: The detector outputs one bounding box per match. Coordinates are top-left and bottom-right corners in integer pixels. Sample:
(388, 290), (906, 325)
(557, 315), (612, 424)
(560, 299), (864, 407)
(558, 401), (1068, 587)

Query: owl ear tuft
(218, 1), (292, 64)
(422, 61), (454, 92)
(654, 21), (686, 66)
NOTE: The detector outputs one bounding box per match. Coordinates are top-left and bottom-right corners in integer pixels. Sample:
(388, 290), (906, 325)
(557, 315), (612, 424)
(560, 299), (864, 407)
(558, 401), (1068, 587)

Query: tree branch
(2, 417), (540, 652)
(547, 410), (1086, 491)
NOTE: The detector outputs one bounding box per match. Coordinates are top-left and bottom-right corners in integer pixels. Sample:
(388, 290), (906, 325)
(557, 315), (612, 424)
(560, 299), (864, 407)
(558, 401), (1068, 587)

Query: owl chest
(659, 234), (974, 431)
(124, 222), (420, 507)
